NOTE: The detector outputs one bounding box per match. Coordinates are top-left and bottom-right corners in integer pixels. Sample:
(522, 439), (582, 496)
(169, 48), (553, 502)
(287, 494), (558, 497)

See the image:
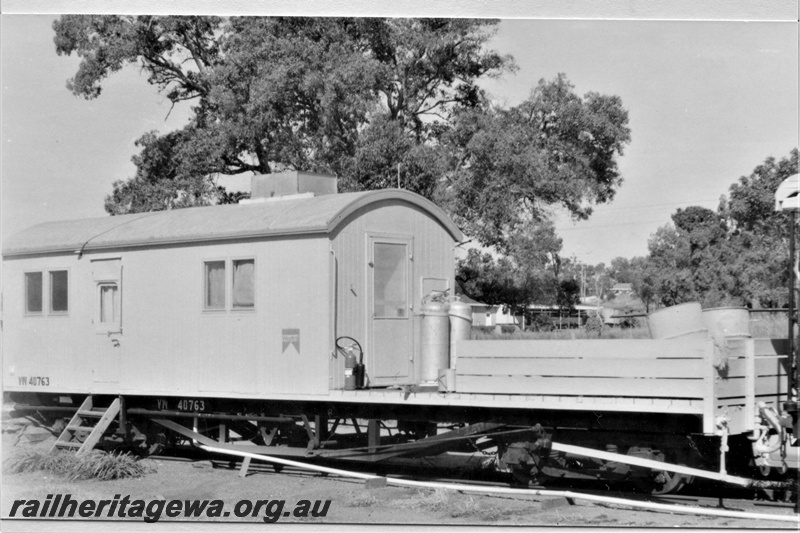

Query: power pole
(581, 265), (586, 301)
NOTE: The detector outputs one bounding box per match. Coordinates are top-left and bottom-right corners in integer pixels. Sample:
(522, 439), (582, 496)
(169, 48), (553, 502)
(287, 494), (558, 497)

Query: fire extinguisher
(336, 336), (365, 390)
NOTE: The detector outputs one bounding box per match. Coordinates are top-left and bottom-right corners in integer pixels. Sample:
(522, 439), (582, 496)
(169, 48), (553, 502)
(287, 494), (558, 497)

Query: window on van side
(232, 259), (255, 309)
(50, 270), (69, 313)
(373, 243), (407, 318)
(99, 283), (119, 324)
(25, 272), (43, 314)
(205, 261), (226, 309)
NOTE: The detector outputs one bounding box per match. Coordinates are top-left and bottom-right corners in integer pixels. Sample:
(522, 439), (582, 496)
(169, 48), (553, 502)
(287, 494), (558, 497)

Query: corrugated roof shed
(3, 190), (462, 257)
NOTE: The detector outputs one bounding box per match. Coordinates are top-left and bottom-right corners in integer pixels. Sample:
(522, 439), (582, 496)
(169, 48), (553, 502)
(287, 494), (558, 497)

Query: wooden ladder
(51, 396), (120, 455)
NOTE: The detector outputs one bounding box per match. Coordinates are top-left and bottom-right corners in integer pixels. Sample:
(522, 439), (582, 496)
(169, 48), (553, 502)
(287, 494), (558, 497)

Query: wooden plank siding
(456, 375), (706, 398)
(454, 337), (790, 436)
(711, 338), (790, 435)
(454, 338), (708, 360)
(459, 357), (706, 378)
(715, 371), (789, 398)
(454, 339), (709, 401)
(725, 357), (790, 380)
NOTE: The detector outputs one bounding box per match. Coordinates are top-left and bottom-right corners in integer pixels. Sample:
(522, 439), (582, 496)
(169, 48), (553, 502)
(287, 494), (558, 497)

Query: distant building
(458, 295), (602, 329)
(528, 304), (602, 329)
(610, 283), (633, 295)
(457, 295), (520, 327)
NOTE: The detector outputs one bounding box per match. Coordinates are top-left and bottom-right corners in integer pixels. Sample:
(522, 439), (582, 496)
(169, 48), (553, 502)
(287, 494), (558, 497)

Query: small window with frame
(232, 259), (255, 309)
(25, 272), (43, 315)
(50, 270), (69, 314)
(204, 261), (226, 310)
(98, 282), (119, 325)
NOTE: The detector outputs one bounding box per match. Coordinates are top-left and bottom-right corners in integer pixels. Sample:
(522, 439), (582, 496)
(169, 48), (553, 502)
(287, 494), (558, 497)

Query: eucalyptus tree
(54, 16), (631, 256)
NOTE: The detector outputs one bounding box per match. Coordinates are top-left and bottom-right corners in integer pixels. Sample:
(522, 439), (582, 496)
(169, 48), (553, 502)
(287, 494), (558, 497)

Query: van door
(367, 235), (413, 384)
(91, 258), (122, 384)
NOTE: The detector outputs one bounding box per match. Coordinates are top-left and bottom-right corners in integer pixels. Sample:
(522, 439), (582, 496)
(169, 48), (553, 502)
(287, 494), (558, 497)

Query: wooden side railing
(714, 338), (790, 435)
(452, 337), (790, 436)
(454, 338), (708, 398)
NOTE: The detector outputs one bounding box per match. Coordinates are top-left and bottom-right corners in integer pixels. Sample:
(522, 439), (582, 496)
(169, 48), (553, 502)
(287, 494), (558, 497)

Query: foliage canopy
(54, 15), (631, 255)
(612, 149), (799, 309)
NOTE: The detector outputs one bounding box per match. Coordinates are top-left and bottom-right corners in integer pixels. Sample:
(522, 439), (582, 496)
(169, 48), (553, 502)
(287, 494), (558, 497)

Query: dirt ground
(1, 419), (798, 530)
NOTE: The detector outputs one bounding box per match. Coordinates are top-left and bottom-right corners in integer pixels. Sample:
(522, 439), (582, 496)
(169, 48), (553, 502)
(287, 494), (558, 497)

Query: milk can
(420, 293), (449, 383)
(448, 296), (472, 367)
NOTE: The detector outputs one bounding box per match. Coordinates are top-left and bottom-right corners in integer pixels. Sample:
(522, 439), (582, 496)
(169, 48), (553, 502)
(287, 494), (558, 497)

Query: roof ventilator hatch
(241, 171), (338, 204)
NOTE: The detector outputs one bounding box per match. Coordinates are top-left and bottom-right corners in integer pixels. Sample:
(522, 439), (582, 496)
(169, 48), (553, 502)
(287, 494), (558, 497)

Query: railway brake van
(3, 172), (460, 399)
(2, 172), (797, 496)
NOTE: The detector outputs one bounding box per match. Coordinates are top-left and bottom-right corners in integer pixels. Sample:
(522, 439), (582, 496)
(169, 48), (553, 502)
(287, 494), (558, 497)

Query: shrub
(5, 449), (156, 481)
(585, 314), (604, 337)
(528, 314), (554, 332)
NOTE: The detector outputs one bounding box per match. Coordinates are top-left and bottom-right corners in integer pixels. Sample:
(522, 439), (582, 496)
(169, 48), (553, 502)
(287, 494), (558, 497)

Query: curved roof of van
(3, 190), (463, 257)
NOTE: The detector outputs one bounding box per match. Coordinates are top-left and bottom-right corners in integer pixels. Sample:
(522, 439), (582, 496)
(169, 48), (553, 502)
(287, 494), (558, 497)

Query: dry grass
(344, 491), (379, 508)
(4, 448), (156, 481)
(391, 487), (499, 519)
(392, 488), (453, 511)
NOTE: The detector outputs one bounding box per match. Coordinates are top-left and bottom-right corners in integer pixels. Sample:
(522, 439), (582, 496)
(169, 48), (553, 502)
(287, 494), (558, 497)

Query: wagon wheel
(509, 464), (537, 487)
(129, 419), (167, 456)
(650, 466), (692, 495)
(144, 428), (167, 456)
(28, 410), (67, 437)
(48, 417), (67, 436)
(633, 464), (692, 495)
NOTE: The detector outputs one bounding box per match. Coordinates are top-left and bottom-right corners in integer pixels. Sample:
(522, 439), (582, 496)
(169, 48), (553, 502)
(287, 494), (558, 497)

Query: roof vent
(248, 171), (337, 201)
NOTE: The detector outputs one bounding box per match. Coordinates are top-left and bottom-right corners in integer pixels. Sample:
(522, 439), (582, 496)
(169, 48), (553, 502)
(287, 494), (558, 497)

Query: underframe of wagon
(10, 391), (797, 493)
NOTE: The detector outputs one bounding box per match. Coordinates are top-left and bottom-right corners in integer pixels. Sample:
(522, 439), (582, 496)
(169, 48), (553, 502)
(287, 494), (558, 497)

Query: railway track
(9, 410), (798, 522)
(151, 448), (798, 514)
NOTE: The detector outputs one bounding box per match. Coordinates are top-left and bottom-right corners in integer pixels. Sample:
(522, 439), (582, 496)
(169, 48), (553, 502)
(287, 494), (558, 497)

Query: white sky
(483, 19), (798, 263)
(1, 3), (798, 265)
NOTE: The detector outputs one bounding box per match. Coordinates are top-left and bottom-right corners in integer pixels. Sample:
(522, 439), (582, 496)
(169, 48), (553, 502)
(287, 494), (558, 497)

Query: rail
(199, 444), (799, 524)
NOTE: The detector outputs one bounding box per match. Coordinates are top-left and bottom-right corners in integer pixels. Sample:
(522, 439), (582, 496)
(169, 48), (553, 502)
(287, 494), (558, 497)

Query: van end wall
(330, 200), (457, 388)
